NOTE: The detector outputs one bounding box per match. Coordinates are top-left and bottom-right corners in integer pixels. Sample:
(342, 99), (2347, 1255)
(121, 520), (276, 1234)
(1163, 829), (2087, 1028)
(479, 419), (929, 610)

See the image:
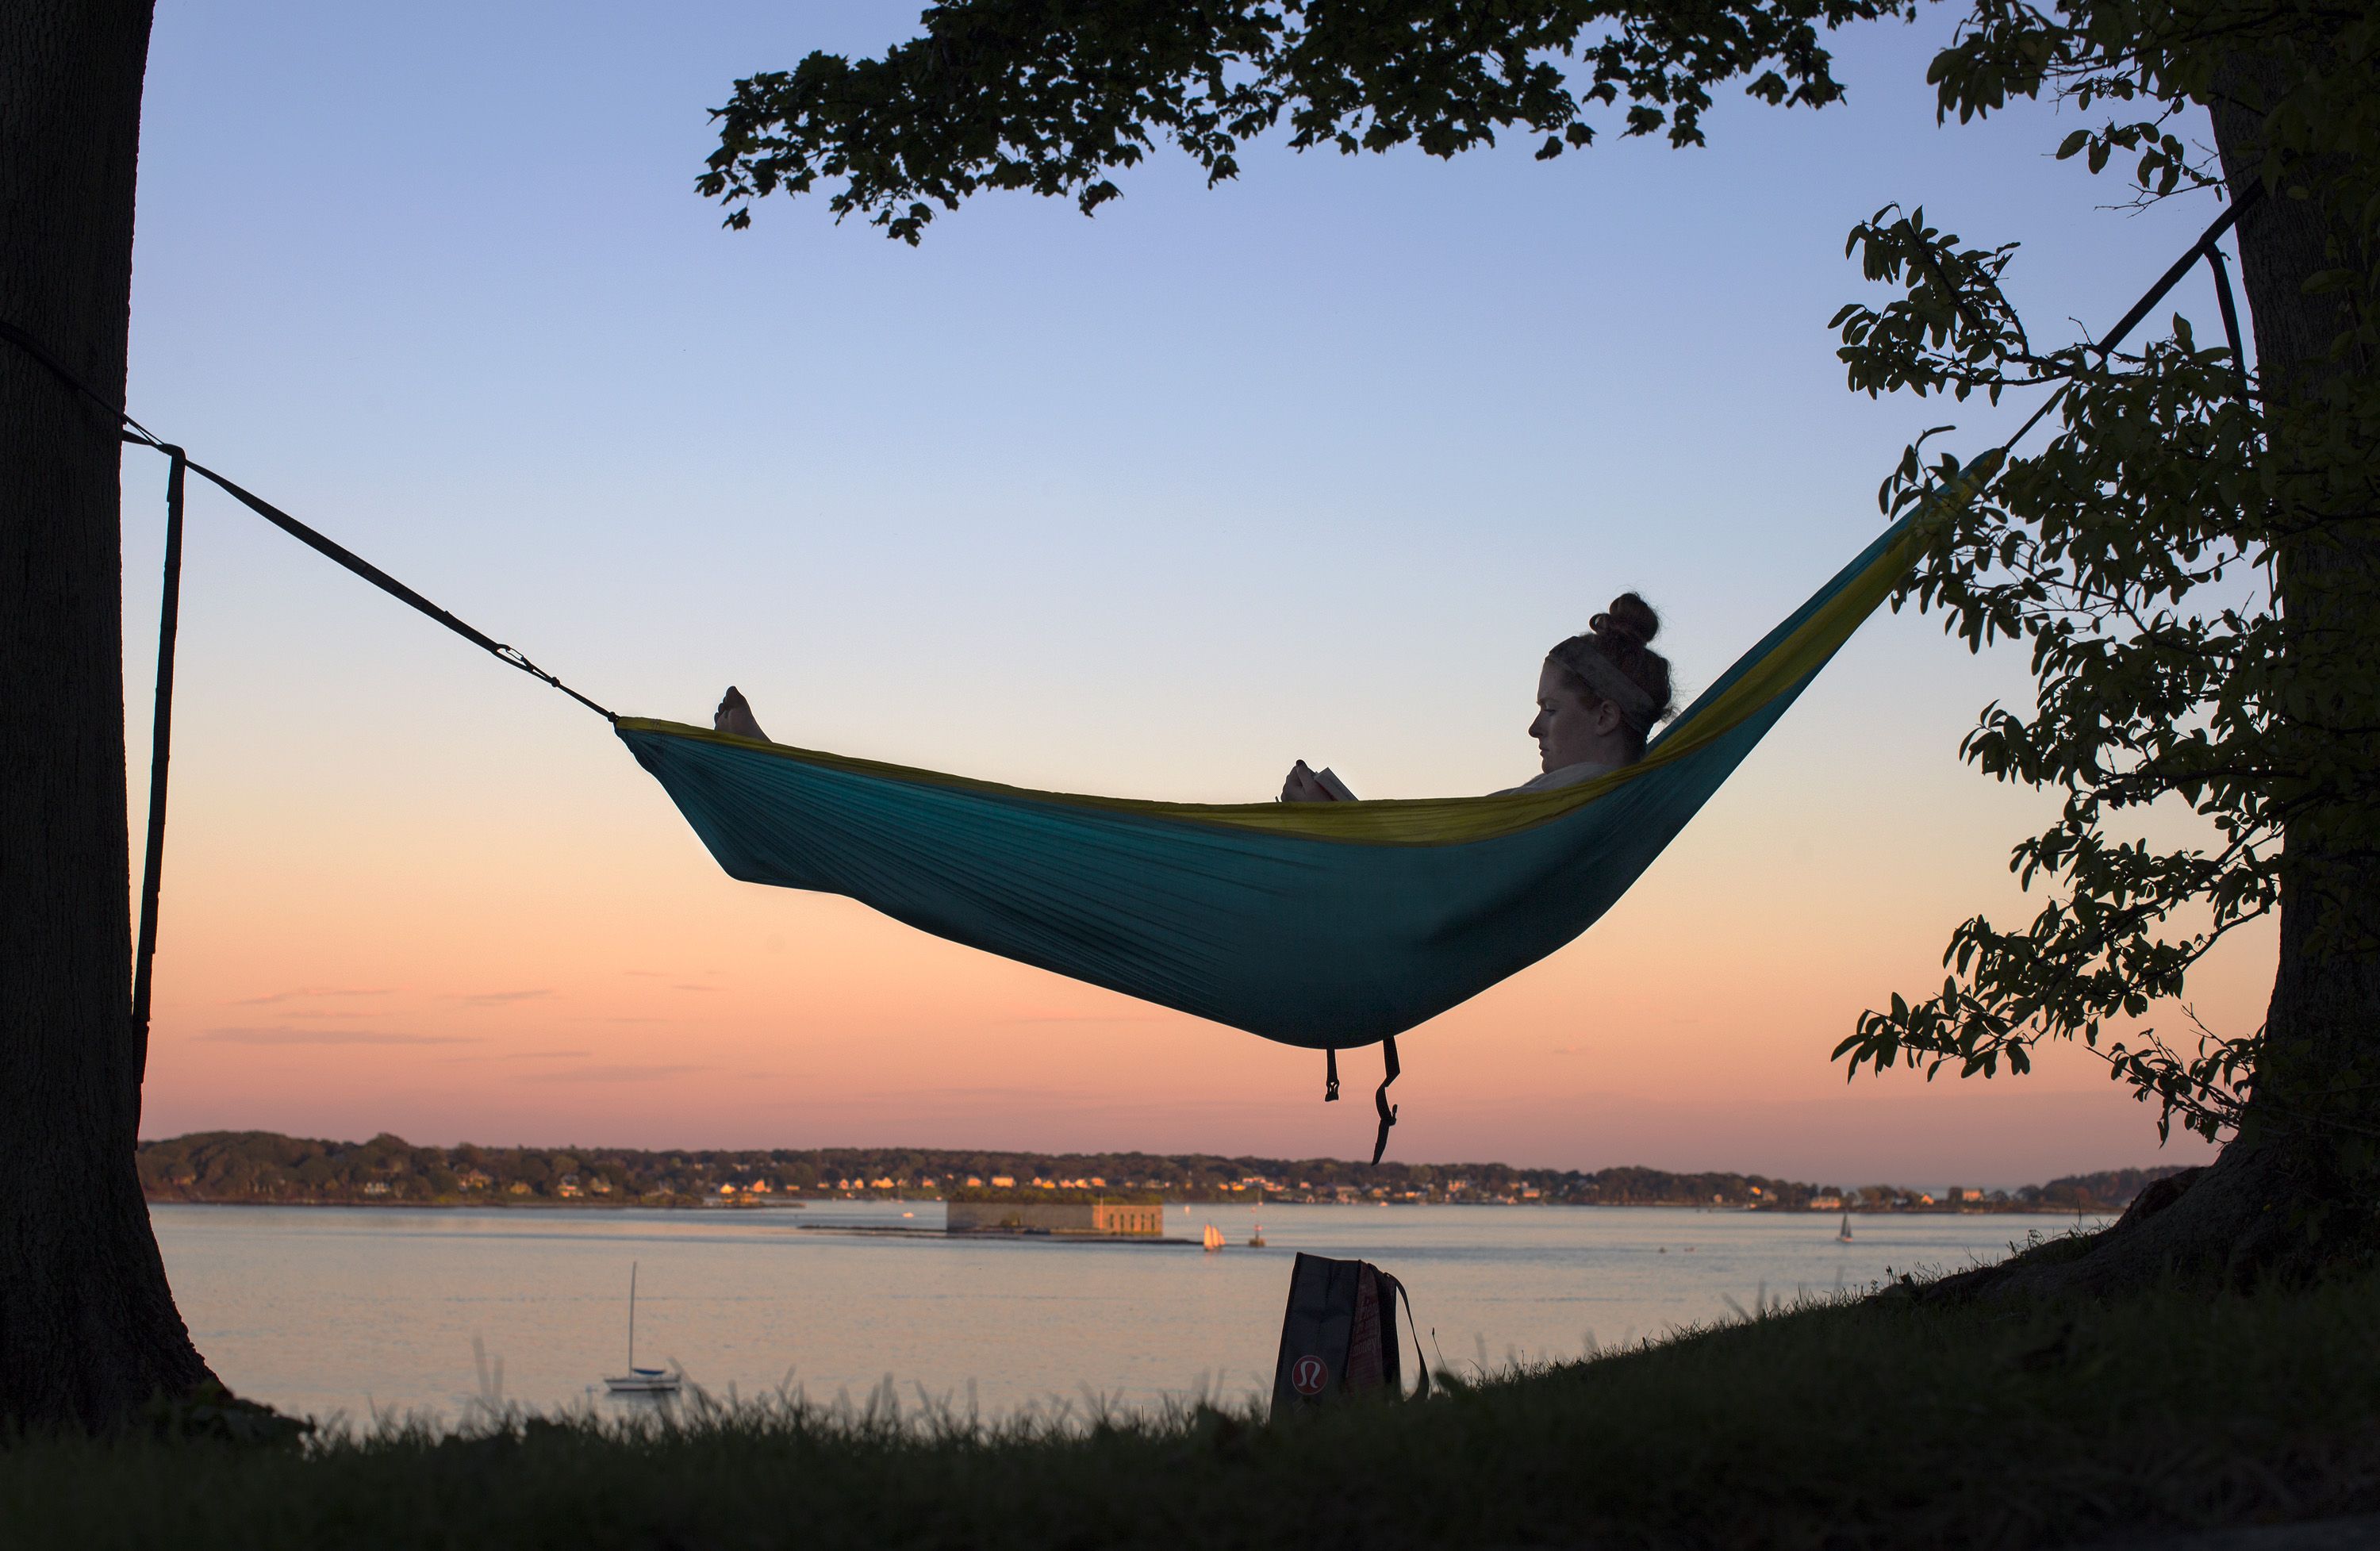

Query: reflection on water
(152, 1200), (2103, 1424)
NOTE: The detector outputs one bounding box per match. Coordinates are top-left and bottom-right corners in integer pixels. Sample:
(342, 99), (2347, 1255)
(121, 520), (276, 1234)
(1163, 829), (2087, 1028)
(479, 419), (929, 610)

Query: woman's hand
(1280, 761), (1335, 803)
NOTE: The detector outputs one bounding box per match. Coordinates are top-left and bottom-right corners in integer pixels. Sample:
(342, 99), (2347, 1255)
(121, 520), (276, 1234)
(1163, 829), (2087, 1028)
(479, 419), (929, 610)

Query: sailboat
(1836, 1211), (1854, 1242)
(1202, 1223), (1225, 1253)
(1248, 1222), (1266, 1248)
(603, 1261), (681, 1395)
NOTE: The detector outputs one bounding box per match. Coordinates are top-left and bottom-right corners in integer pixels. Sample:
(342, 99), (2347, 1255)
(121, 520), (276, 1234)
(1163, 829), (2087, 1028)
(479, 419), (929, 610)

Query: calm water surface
(152, 1201), (2102, 1425)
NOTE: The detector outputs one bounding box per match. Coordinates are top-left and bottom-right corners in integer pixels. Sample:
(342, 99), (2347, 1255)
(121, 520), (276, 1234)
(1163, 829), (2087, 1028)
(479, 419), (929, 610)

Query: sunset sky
(122, 1), (2265, 1184)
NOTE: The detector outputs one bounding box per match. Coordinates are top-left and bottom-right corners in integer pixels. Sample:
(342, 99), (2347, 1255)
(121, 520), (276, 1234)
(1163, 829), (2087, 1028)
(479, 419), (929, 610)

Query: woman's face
(1529, 659), (1622, 773)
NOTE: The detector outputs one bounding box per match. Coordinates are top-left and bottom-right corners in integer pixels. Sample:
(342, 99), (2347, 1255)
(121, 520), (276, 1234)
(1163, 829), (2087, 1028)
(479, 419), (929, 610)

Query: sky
(121, 1), (2267, 1185)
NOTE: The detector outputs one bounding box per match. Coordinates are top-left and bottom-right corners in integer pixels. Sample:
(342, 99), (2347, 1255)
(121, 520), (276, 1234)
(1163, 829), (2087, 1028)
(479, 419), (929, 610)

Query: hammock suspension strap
(2205, 243), (2251, 405)
(129, 447), (186, 1087)
(1325, 1047), (1339, 1103)
(0, 316), (611, 1065)
(171, 458), (615, 722)
(1371, 1035), (1400, 1166)
(0, 318), (612, 723)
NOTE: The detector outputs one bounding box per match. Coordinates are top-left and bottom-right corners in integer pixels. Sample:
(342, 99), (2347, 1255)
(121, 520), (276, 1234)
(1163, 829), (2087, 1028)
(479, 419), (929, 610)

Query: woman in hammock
(708, 590), (1675, 800)
(1277, 592), (1676, 802)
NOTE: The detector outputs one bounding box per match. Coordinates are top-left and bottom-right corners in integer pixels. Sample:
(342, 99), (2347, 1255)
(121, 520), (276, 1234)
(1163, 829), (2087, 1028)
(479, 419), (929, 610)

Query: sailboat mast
(628, 1261), (638, 1369)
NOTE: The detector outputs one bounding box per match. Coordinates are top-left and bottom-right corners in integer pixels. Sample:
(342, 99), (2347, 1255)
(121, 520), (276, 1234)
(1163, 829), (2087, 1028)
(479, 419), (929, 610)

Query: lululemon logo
(1289, 1354), (1329, 1396)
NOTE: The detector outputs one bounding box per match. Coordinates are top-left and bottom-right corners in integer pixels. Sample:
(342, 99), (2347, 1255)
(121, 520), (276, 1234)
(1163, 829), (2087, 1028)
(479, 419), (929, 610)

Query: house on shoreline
(945, 1196), (1164, 1236)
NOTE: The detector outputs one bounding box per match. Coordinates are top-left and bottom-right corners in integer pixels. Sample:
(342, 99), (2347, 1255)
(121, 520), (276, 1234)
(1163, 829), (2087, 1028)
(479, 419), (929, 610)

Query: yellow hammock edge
(615, 501), (1940, 850)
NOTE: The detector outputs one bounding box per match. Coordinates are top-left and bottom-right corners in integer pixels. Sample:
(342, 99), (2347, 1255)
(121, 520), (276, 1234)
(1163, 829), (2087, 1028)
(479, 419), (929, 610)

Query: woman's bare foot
(714, 685), (769, 742)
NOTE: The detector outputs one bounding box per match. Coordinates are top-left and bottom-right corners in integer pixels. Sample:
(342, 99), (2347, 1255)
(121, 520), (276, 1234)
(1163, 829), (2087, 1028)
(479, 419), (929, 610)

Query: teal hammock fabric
(619, 511), (1924, 1057)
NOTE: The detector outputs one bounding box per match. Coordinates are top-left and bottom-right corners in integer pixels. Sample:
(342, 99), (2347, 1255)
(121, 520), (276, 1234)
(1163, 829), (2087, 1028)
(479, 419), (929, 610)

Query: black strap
(1994, 185), (2263, 456)
(1370, 1033), (1400, 1165)
(0, 317), (613, 723)
(2, 315), (614, 1051)
(1324, 1047), (1339, 1102)
(0, 315), (169, 447)
(129, 449), (187, 1058)
(2094, 187), (2259, 361)
(2205, 244), (2251, 406)
(1389, 1276), (1431, 1400)
(175, 456), (614, 720)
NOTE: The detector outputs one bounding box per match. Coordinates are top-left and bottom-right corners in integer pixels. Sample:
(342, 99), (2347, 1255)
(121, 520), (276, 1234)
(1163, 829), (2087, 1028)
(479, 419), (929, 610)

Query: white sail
(604, 1260), (681, 1394)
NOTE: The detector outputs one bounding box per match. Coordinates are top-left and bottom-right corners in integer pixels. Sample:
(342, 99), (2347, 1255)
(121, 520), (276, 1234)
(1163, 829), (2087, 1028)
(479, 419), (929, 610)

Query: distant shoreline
(793, 1223), (1203, 1244)
(140, 1195), (2105, 1216)
(136, 1131), (2183, 1215)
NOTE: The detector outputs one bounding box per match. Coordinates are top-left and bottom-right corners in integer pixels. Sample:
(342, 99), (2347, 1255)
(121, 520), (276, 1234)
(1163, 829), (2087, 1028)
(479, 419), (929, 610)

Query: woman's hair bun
(1589, 592), (1660, 650)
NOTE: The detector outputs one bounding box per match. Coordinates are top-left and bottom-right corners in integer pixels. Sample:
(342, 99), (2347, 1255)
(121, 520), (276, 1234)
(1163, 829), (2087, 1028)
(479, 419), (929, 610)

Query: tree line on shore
(134, 1131), (2183, 1213)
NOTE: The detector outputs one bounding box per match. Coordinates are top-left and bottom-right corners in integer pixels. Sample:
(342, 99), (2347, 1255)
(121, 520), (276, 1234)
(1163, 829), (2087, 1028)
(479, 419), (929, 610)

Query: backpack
(1270, 1251), (1431, 1417)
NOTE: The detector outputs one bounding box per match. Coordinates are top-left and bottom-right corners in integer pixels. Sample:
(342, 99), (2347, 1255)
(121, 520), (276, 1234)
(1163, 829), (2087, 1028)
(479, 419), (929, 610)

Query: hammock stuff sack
(619, 510), (1924, 1070)
(1271, 1252), (1430, 1416)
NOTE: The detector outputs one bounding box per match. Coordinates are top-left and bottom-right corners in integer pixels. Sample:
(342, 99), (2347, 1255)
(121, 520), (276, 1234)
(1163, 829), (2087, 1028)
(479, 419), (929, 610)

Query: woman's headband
(1549, 640), (1659, 728)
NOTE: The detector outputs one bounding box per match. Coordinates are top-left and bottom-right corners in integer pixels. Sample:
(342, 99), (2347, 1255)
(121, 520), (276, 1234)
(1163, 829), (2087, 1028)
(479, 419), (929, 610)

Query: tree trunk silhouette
(2211, 55), (2380, 1164)
(1944, 51), (2380, 1300)
(0, 0), (217, 1428)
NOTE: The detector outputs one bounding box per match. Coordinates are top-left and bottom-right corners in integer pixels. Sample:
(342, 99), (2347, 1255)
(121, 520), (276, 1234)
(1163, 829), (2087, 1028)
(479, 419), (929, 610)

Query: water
(152, 1201), (2102, 1426)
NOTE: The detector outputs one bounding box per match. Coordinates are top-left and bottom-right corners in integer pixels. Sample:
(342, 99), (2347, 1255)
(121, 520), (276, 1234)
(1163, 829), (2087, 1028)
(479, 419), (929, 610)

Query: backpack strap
(1377, 1270), (1432, 1401)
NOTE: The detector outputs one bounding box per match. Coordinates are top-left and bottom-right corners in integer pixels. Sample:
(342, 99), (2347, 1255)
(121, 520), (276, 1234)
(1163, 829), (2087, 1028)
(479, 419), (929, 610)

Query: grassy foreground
(7, 1265), (2378, 1550)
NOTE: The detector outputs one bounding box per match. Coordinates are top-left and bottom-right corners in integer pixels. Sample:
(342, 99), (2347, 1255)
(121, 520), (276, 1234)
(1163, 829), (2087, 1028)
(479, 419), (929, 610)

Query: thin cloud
(240, 1009), (375, 1021)
(234, 988), (390, 1006)
(199, 1027), (478, 1047)
(859, 1084), (1100, 1104)
(435, 1047), (593, 1065)
(450, 989), (551, 1005)
(998, 1012), (1162, 1025)
(513, 1062), (707, 1084)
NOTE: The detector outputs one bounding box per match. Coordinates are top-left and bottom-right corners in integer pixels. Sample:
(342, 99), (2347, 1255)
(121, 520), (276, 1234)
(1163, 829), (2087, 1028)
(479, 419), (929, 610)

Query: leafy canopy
(698, 0), (1904, 244)
(702, 1), (2380, 1147)
(1828, 0), (2378, 1146)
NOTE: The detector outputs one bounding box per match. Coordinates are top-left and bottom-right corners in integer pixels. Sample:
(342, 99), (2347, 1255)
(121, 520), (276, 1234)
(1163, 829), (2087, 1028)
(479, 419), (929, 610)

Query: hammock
(619, 511), (1921, 1062)
(0, 193), (2248, 1162)
(608, 198), (2250, 1114)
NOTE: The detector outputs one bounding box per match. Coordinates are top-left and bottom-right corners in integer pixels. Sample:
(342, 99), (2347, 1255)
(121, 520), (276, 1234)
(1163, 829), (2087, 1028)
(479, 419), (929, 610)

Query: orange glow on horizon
(136, 623), (2260, 1186)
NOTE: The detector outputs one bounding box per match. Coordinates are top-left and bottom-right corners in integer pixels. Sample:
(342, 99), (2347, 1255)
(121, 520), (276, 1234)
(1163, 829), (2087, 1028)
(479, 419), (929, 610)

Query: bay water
(152, 1201), (2102, 1426)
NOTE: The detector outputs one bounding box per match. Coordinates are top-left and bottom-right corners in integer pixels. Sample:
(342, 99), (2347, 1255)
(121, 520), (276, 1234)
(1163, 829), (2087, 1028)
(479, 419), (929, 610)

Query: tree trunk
(1939, 47), (2380, 1300)
(0, 0), (217, 1429)
(2208, 53), (2380, 1152)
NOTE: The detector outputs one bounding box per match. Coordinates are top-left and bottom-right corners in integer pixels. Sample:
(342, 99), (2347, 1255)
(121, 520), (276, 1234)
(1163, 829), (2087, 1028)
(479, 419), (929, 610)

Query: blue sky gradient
(118, 2), (2259, 1181)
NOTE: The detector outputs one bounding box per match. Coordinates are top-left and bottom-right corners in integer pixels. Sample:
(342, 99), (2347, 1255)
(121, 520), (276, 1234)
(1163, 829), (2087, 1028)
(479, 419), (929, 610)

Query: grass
(7, 1260), (2379, 1550)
